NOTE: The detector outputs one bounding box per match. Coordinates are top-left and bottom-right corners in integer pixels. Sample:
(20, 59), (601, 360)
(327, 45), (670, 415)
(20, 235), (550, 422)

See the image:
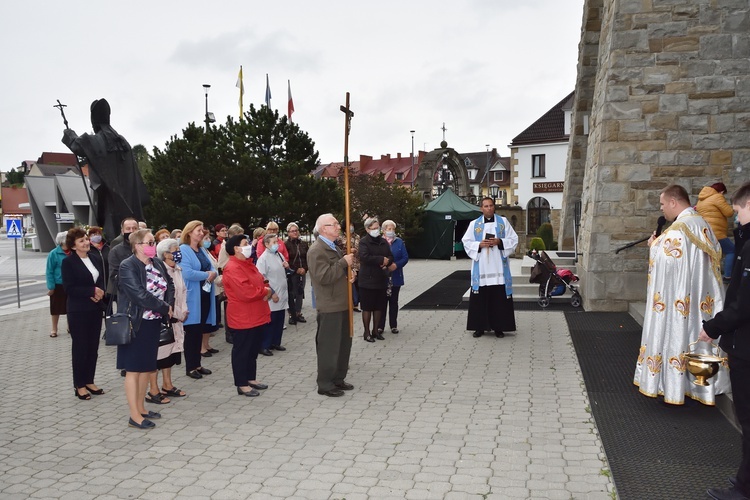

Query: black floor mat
(402, 270), (470, 310)
(565, 311), (741, 500)
(403, 270), (582, 311)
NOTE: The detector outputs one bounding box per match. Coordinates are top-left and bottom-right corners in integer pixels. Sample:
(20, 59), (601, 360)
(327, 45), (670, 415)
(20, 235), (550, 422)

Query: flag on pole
(287, 80), (295, 122)
(265, 74), (272, 108)
(236, 65), (244, 120)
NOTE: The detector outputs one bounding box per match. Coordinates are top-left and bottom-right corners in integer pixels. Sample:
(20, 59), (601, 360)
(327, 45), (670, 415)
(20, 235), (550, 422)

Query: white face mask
(240, 245), (253, 259)
(384, 231), (395, 238)
(369, 229), (380, 238)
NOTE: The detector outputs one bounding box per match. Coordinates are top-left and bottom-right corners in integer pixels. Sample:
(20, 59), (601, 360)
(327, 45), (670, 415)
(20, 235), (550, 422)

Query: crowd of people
(45, 212), (410, 428)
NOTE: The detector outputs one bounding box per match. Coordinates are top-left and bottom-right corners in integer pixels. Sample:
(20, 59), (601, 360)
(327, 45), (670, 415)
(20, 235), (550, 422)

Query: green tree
(5, 170), (25, 187)
(144, 105), (343, 232)
(132, 144), (152, 177)
(347, 173), (424, 240)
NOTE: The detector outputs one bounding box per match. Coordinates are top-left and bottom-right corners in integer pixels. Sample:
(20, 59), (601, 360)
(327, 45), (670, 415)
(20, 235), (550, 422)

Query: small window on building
(532, 154), (546, 178)
(395, 173), (403, 181)
(493, 171), (503, 182)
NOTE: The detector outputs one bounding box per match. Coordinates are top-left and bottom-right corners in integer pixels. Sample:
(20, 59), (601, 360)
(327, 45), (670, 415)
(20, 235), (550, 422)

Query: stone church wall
(563, 0), (750, 311)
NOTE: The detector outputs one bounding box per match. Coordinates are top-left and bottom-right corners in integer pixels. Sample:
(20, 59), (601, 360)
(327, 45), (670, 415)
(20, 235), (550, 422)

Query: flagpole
(340, 93), (354, 338)
(238, 65), (244, 120)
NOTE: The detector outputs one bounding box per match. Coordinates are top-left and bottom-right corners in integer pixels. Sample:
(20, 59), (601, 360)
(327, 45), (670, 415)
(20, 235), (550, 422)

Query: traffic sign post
(4, 215), (23, 308)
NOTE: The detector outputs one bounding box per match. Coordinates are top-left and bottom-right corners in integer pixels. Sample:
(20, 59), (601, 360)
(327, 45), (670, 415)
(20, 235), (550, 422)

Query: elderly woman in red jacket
(222, 234), (273, 397)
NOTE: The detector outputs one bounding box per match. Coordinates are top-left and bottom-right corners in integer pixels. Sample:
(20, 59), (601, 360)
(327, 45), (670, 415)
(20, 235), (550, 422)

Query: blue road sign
(6, 218), (23, 239)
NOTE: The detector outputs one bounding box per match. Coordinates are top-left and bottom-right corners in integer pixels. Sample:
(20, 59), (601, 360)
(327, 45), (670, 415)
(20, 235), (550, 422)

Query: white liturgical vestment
(633, 207), (729, 405)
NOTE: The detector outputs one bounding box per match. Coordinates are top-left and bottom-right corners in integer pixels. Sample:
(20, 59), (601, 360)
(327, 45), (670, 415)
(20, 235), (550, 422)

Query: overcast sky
(0, 0), (583, 170)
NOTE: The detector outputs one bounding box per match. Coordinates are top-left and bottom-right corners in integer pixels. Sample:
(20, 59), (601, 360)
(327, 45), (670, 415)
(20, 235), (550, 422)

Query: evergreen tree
(145, 105), (342, 232)
(348, 173), (424, 240)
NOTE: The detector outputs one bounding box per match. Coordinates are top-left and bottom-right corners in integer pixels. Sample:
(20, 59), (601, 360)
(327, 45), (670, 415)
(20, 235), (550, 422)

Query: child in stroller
(528, 250), (582, 308)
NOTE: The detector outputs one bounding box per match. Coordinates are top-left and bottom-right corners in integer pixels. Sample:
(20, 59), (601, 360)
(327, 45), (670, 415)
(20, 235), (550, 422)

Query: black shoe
(120, 370), (126, 377)
(128, 418), (155, 429)
(364, 333), (375, 343)
(271, 345), (286, 351)
(260, 349), (274, 356)
(391, 328), (399, 334)
(352, 307), (361, 312)
(74, 389), (91, 400)
(473, 331), (484, 338)
(187, 370), (203, 379)
(729, 477), (738, 487)
(237, 387), (260, 397)
(201, 352), (212, 357)
(375, 333), (385, 340)
(706, 486), (749, 500)
(296, 315), (307, 323)
(141, 410), (161, 420)
(208, 348), (219, 354)
(145, 392), (170, 404)
(495, 331), (505, 338)
(197, 367), (212, 375)
(318, 388), (345, 397)
(249, 382), (268, 390)
(85, 385), (105, 395)
(289, 316), (297, 325)
(335, 382), (354, 391)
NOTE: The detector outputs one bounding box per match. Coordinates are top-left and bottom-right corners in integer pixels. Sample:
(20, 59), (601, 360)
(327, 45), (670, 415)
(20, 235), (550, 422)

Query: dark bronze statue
(62, 99), (149, 240)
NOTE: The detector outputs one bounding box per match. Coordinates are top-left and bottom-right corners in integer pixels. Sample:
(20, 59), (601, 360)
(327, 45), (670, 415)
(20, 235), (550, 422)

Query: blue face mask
(270, 243), (279, 253)
(202, 240), (211, 249)
(171, 250), (182, 263)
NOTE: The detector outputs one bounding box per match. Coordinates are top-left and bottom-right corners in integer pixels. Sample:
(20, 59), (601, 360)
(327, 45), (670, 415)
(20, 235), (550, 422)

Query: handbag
(159, 320), (175, 346)
(104, 301), (134, 346)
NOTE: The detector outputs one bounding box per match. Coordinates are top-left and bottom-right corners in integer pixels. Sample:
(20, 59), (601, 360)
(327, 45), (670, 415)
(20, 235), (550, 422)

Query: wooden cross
(340, 93), (355, 337)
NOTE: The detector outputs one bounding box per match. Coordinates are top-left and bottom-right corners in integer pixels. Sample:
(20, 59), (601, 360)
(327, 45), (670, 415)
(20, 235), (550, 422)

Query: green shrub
(528, 237), (546, 252)
(537, 223), (554, 251)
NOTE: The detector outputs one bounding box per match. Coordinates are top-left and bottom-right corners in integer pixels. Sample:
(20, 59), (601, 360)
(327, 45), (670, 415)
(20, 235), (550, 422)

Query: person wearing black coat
(357, 217), (395, 342)
(61, 228), (106, 401)
(116, 229), (175, 430)
(700, 182), (750, 500)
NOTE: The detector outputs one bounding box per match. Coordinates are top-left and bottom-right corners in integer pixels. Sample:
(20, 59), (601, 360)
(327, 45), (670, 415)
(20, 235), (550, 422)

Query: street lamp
(490, 184), (500, 204)
(485, 144), (491, 197)
(203, 84), (216, 132)
(410, 130), (415, 189)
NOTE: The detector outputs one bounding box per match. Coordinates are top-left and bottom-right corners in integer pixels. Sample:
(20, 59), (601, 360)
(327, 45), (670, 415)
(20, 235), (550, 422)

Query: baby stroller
(528, 250), (582, 308)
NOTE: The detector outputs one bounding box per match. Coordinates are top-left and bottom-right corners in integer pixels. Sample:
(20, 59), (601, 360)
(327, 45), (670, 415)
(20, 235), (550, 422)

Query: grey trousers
(315, 310), (352, 391)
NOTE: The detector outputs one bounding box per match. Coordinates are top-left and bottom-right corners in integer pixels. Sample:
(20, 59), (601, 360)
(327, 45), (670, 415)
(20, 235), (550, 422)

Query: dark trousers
(287, 274), (306, 316)
(183, 324), (204, 372)
(263, 310), (286, 349)
(378, 286), (401, 331)
(230, 326), (264, 386)
(184, 291), (211, 373)
(69, 310), (102, 388)
(729, 353), (750, 496)
(467, 284), (516, 333)
(315, 311), (352, 391)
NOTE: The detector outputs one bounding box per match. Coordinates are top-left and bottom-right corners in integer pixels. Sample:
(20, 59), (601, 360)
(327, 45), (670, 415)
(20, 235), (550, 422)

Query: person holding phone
(461, 197), (519, 339)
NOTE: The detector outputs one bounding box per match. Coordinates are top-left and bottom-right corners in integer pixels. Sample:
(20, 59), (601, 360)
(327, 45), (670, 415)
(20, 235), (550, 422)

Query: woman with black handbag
(61, 227), (106, 400)
(117, 229), (174, 430)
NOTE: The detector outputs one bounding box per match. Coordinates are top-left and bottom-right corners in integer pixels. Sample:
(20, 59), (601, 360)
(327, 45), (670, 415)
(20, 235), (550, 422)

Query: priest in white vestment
(634, 184), (729, 405)
(462, 197), (518, 338)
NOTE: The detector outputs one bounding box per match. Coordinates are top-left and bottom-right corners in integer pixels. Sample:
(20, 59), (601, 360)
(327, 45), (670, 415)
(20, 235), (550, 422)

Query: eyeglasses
(138, 241), (156, 246)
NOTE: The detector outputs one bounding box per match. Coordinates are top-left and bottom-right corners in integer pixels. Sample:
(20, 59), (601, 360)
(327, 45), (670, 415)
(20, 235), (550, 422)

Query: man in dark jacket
(701, 182), (750, 500)
(108, 217), (139, 299)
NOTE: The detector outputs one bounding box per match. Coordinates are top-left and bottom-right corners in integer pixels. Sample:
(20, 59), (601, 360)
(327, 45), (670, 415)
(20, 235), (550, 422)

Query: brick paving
(0, 237), (614, 499)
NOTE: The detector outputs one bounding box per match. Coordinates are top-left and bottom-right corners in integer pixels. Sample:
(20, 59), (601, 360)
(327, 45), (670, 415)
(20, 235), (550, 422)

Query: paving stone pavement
(0, 252), (615, 499)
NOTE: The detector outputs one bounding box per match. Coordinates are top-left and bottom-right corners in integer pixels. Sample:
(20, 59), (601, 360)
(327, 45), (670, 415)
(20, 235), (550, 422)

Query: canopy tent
(409, 189), (481, 259)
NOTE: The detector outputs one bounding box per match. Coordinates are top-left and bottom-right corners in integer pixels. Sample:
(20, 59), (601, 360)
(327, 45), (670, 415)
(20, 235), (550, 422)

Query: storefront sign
(533, 182), (564, 193)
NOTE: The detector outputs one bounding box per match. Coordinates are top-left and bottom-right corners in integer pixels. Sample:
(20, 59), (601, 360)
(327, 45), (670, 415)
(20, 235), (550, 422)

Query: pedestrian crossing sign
(5, 218), (22, 239)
